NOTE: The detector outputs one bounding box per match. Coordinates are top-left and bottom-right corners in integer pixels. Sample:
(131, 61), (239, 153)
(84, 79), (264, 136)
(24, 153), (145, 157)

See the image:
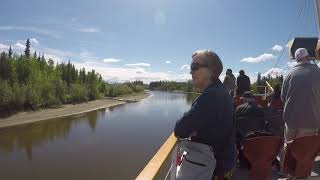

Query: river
(0, 91), (196, 180)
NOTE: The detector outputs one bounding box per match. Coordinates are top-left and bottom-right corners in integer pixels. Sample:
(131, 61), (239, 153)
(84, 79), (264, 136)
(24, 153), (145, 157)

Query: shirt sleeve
(174, 93), (211, 138)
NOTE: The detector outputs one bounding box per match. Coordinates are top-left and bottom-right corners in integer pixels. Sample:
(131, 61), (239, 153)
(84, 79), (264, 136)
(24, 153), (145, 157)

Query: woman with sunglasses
(174, 50), (236, 180)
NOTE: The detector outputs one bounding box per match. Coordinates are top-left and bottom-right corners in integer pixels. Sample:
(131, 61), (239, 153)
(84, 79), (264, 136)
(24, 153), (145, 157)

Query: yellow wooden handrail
(136, 133), (177, 180)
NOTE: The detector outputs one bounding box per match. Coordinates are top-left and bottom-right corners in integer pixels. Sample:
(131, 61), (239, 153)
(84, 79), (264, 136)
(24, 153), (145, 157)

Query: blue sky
(0, 0), (318, 82)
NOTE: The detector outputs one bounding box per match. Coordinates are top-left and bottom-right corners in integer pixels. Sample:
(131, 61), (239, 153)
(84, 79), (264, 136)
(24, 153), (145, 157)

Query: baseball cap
(295, 48), (309, 60)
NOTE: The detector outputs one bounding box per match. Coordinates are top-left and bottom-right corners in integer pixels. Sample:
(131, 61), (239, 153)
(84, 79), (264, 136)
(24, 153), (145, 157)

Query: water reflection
(0, 110), (105, 160)
(0, 91), (190, 180)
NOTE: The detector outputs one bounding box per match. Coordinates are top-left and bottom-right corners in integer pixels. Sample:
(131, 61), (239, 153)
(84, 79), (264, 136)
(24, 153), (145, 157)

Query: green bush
(25, 83), (41, 110)
(0, 80), (12, 107)
(133, 85), (144, 92)
(87, 84), (98, 100)
(11, 83), (26, 110)
(69, 84), (88, 103)
(45, 94), (62, 107)
(54, 80), (67, 103)
(108, 84), (133, 97)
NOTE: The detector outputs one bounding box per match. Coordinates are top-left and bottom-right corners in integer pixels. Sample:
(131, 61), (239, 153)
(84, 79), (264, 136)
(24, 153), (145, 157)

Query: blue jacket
(174, 80), (236, 175)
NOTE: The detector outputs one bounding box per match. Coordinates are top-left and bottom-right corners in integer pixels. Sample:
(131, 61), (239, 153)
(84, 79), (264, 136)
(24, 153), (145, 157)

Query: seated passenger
(236, 91), (264, 118)
(235, 91), (265, 144)
(268, 83), (283, 110)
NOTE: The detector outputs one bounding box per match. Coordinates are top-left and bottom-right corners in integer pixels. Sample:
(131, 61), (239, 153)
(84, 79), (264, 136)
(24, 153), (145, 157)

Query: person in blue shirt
(174, 49), (236, 179)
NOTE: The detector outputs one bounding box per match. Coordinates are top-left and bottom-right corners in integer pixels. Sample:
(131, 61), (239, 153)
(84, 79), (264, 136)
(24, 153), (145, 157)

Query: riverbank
(0, 91), (150, 129)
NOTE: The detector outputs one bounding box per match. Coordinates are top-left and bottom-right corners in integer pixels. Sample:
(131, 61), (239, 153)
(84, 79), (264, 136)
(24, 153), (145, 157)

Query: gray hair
(192, 49), (223, 80)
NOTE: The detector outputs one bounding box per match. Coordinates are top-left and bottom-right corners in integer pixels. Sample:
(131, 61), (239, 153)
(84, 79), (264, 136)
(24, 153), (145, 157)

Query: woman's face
(190, 57), (211, 90)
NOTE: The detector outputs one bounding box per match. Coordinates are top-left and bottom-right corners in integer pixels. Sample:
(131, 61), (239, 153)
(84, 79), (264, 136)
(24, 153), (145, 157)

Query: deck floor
(234, 167), (320, 180)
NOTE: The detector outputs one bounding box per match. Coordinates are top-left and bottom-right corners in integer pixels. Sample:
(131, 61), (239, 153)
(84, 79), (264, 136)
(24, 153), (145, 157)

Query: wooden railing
(255, 81), (274, 97)
(136, 133), (177, 180)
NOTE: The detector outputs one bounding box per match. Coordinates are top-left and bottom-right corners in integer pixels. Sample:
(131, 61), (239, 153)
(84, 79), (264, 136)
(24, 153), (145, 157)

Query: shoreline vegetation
(0, 91), (150, 129)
(0, 39), (145, 118)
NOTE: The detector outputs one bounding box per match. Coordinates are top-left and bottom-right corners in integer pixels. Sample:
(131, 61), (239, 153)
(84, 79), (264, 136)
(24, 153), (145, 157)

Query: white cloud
(76, 28), (99, 33)
(272, 45), (284, 52)
(34, 49), (73, 64)
(0, 42), (25, 55)
(263, 68), (284, 77)
(44, 54), (64, 63)
(73, 61), (190, 83)
(241, 53), (275, 63)
(0, 26), (61, 38)
(33, 46), (74, 63)
(248, 72), (258, 83)
(136, 70), (144, 74)
(0, 43), (9, 50)
(125, 63), (151, 67)
(0, 44), (10, 54)
(165, 60), (171, 64)
(0, 40), (78, 64)
(180, 64), (190, 70)
(79, 51), (99, 61)
(14, 42), (25, 50)
(103, 58), (121, 63)
(30, 38), (39, 45)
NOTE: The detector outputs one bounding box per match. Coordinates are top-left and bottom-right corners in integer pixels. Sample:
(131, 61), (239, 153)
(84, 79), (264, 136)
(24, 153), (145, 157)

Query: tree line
(148, 80), (193, 92)
(0, 39), (144, 117)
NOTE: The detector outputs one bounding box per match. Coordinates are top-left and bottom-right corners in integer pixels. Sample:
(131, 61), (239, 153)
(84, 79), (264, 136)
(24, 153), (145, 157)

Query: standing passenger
(223, 69), (236, 96)
(174, 49), (236, 179)
(281, 48), (320, 142)
(236, 70), (251, 96)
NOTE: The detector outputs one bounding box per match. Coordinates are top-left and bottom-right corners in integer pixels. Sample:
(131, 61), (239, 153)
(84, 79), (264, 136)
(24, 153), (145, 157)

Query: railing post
(264, 86), (267, 98)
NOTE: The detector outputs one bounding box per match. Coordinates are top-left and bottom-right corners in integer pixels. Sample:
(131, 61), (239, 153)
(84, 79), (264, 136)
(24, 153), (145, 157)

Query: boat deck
(234, 167), (320, 180)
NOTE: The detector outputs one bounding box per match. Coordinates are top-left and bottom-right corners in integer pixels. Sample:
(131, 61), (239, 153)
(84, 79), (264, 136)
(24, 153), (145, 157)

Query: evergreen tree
(33, 51), (37, 59)
(48, 59), (54, 67)
(8, 46), (13, 58)
(24, 39), (31, 58)
(37, 53), (41, 62)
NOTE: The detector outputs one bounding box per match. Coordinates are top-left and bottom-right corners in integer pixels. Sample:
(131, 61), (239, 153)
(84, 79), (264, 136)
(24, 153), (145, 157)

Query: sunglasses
(190, 63), (208, 72)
